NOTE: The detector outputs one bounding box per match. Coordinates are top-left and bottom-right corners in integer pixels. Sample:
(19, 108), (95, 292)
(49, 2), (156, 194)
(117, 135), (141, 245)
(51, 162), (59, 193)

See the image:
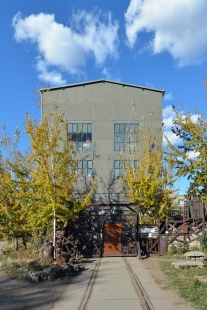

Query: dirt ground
(0, 241), (71, 310)
(141, 256), (196, 310)
(0, 240), (195, 310)
(0, 267), (74, 310)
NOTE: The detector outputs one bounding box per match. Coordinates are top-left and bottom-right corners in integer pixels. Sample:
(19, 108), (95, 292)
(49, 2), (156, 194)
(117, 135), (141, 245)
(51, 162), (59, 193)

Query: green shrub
(177, 245), (184, 254)
(200, 230), (207, 252)
(168, 244), (177, 254)
(189, 245), (199, 251)
(183, 240), (190, 253)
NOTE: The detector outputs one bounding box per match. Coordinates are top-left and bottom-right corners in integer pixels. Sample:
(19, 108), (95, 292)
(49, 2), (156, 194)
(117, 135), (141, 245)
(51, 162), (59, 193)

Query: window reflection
(67, 123), (92, 152)
(77, 160), (93, 177)
(114, 123), (138, 151)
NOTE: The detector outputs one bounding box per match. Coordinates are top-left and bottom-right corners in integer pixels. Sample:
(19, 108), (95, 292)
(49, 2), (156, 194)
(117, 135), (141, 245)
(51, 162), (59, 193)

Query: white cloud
(163, 131), (181, 146)
(163, 105), (180, 145)
(125, 0), (207, 66)
(187, 151), (199, 159)
(102, 67), (112, 80)
(36, 58), (66, 85)
(190, 114), (200, 123)
(165, 93), (174, 101)
(163, 106), (175, 126)
(102, 67), (121, 81)
(13, 11), (119, 85)
(162, 105), (202, 146)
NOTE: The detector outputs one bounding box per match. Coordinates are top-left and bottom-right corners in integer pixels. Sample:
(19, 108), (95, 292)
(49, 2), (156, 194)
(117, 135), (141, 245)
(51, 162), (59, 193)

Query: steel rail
(78, 258), (101, 310)
(123, 257), (155, 310)
(79, 257), (155, 310)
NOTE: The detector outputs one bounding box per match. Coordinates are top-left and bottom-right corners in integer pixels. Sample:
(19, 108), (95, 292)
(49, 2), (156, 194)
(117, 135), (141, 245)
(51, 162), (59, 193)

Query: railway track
(78, 257), (155, 310)
(78, 258), (101, 310)
(123, 257), (155, 310)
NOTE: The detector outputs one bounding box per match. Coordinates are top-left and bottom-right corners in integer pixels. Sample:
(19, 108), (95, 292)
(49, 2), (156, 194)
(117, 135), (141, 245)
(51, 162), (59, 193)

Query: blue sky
(1, 0), (207, 194)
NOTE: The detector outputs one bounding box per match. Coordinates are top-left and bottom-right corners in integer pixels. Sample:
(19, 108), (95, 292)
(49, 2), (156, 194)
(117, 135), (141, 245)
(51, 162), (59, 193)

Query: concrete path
(52, 259), (98, 310)
(128, 257), (175, 310)
(85, 257), (143, 310)
(53, 257), (175, 310)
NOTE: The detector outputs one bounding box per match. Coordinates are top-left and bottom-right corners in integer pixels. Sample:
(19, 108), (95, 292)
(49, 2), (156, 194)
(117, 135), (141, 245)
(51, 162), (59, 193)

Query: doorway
(103, 223), (122, 255)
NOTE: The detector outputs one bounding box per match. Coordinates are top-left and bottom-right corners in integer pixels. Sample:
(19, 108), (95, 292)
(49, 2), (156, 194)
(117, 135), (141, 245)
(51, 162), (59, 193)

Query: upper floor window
(114, 160), (138, 178)
(77, 160), (93, 177)
(67, 123), (92, 151)
(114, 123), (139, 151)
(178, 199), (184, 206)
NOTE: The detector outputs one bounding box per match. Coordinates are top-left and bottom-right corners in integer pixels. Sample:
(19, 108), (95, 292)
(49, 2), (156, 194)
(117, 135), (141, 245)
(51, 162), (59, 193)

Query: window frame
(77, 160), (93, 177)
(114, 123), (139, 152)
(114, 160), (138, 178)
(67, 123), (92, 152)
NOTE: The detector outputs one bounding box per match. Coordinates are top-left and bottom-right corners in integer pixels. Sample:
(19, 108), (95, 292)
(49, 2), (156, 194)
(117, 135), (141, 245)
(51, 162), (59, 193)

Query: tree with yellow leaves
(0, 138), (31, 249)
(165, 80), (207, 203)
(166, 104), (207, 202)
(24, 102), (96, 238)
(122, 111), (175, 223)
(0, 99), (96, 247)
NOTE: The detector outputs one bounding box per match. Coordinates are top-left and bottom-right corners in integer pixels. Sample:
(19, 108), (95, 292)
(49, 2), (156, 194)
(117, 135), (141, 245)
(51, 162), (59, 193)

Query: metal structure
(140, 196), (206, 255)
(56, 197), (206, 259)
(57, 204), (139, 260)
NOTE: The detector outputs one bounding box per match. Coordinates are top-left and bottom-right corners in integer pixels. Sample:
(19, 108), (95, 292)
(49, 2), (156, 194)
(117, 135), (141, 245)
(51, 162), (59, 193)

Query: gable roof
(39, 79), (165, 96)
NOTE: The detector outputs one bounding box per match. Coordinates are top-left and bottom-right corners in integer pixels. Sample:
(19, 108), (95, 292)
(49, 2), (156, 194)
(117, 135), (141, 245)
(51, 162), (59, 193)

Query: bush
(177, 246), (184, 254)
(189, 245), (199, 251)
(200, 230), (207, 252)
(183, 240), (189, 253)
(168, 244), (177, 254)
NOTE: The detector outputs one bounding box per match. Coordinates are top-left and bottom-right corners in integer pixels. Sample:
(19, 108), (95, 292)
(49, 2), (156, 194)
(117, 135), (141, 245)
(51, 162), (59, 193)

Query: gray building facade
(40, 79), (164, 204)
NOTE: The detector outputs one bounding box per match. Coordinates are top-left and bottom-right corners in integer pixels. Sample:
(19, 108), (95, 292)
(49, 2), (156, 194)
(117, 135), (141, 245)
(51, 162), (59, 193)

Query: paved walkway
(53, 257), (175, 310)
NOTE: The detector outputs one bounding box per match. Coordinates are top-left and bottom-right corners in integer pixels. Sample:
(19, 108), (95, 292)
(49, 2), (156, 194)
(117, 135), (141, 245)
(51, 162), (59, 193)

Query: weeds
(0, 243), (52, 281)
(200, 231), (207, 252)
(161, 259), (207, 310)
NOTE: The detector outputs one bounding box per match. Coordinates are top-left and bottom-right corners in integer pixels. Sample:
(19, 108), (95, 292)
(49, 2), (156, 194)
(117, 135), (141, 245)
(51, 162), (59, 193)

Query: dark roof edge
(39, 79), (165, 96)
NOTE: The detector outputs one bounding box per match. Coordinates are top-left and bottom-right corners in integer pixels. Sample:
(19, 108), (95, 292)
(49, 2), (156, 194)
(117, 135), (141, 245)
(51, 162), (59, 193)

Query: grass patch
(161, 259), (207, 310)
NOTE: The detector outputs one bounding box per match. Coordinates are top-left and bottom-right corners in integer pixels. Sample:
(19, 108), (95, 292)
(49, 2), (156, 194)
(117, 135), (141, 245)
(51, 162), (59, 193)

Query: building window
(77, 160), (93, 177)
(178, 199), (184, 206)
(114, 160), (137, 177)
(67, 123), (92, 151)
(114, 123), (139, 151)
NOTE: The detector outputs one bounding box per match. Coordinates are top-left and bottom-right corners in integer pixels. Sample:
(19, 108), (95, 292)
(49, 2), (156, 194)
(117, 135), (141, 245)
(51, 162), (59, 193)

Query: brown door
(103, 223), (122, 255)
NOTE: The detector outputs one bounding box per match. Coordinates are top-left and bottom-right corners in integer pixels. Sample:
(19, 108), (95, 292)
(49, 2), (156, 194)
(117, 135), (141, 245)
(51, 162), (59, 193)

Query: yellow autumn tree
(122, 111), (175, 223)
(166, 80), (207, 203)
(0, 135), (31, 248)
(24, 101), (96, 238)
(166, 104), (207, 203)
(0, 99), (96, 244)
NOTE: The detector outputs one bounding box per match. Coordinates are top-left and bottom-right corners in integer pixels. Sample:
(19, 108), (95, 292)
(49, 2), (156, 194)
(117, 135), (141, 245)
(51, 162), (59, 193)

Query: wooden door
(103, 223), (122, 255)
